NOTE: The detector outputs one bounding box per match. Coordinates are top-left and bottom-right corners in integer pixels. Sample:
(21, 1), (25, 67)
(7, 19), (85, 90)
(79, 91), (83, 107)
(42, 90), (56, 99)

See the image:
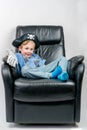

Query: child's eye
(25, 48), (28, 50)
(30, 48), (34, 51)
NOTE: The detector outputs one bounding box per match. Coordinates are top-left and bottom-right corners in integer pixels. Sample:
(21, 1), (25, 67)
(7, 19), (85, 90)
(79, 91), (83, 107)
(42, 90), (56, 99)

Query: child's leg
(51, 56), (68, 79)
(21, 57), (62, 79)
(21, 56), (69, 80)
(51, 66), (62, 78)
(21, 65), (52, 79)
(57, 56), (69, 81)
(58, 56), (68, 72)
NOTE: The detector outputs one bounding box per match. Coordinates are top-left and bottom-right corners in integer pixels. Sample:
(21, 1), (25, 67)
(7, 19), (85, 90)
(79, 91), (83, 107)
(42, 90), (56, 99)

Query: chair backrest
(16, 25), (65, 64)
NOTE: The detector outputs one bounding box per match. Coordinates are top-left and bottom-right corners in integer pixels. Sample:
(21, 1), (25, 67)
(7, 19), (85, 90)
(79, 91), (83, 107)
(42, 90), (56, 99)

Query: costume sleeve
(15, 53), (25, 75)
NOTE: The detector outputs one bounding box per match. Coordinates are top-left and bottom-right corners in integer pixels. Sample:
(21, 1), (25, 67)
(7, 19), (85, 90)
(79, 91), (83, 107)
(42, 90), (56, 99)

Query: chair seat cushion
(14, 78), (75, 102)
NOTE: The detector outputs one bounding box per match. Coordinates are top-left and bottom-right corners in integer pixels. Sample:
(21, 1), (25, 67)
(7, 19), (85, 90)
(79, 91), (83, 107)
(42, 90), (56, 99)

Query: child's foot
(57, 72), (69, 81)
(52, 66), (62, 78)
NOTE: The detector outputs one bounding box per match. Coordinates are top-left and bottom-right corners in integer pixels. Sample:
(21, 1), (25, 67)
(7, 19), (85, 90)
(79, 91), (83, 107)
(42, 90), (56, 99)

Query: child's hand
(34, 59), (40, 67)
(6, 49), (18, 67)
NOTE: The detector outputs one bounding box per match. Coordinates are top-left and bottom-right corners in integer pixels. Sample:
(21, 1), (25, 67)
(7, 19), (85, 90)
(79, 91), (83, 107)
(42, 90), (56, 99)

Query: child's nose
(29, 50), (32, 53)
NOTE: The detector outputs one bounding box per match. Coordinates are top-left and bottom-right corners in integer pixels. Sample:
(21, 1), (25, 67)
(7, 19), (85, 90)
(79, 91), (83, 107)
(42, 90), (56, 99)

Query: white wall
(0, 0), (87, 127)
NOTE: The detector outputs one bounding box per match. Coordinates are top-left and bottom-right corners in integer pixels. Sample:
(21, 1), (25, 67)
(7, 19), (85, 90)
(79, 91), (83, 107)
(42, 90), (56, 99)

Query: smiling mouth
(26, 53), (32, 57)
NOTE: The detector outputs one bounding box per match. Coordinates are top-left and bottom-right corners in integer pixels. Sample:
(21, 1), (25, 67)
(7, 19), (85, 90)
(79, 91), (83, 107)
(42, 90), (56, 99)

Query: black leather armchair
(1, 25), (85, 124)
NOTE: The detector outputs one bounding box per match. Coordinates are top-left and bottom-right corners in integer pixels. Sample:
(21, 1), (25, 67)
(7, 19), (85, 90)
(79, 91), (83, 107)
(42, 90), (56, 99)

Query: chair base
(14, 100), (75, 124)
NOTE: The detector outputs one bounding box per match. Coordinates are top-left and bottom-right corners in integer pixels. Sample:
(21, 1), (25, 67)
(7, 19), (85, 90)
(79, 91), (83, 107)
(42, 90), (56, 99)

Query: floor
(0, 119), (87, 130)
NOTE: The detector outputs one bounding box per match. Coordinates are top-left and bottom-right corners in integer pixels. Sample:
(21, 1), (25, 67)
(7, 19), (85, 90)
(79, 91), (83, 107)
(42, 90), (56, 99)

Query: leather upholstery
(16, 26), (64, 43)
(1, 25), (85, 124)
(14, 100), (74, 124)
(16, 26), (65, 64)
(68, 55), (84, 79)
(14, 78), (75, 102)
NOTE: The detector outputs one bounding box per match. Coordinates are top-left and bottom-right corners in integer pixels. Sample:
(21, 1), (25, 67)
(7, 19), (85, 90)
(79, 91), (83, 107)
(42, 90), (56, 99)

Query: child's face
(18, 41), (35, 58)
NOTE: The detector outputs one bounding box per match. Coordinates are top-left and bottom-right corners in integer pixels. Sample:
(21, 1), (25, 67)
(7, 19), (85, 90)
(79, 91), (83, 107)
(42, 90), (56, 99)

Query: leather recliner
(1, 25), (85, 124)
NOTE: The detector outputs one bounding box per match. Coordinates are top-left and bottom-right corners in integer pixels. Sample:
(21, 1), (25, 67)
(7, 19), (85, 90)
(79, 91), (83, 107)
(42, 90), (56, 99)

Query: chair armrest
(74, 63), (85, 122)
(3, 54), (19, 79)
(67, 55), (85, 122)
(1, 63), (14, 122)
(67, 55), (84, 79)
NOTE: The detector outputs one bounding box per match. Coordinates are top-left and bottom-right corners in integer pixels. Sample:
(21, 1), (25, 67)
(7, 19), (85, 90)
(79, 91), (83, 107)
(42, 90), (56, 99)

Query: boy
(6, 33), (69, 81)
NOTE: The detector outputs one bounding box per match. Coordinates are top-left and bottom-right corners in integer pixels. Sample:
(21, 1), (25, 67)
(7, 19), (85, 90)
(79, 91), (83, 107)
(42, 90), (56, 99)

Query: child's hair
(20, 40), (35, 48)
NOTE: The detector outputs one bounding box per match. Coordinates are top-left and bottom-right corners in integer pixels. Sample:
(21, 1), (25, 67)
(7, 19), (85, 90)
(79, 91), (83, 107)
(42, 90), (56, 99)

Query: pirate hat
(12, 33), (40, 49)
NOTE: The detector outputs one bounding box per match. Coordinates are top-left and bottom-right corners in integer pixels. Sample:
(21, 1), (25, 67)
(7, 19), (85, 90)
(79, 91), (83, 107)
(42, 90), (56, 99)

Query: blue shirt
(15, 52), (46, 75)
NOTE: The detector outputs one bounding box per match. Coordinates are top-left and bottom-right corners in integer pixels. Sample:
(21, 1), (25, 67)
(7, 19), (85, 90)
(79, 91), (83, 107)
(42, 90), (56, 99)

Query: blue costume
(16, 52), (69, 81)
(16, 52), (46, 74)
